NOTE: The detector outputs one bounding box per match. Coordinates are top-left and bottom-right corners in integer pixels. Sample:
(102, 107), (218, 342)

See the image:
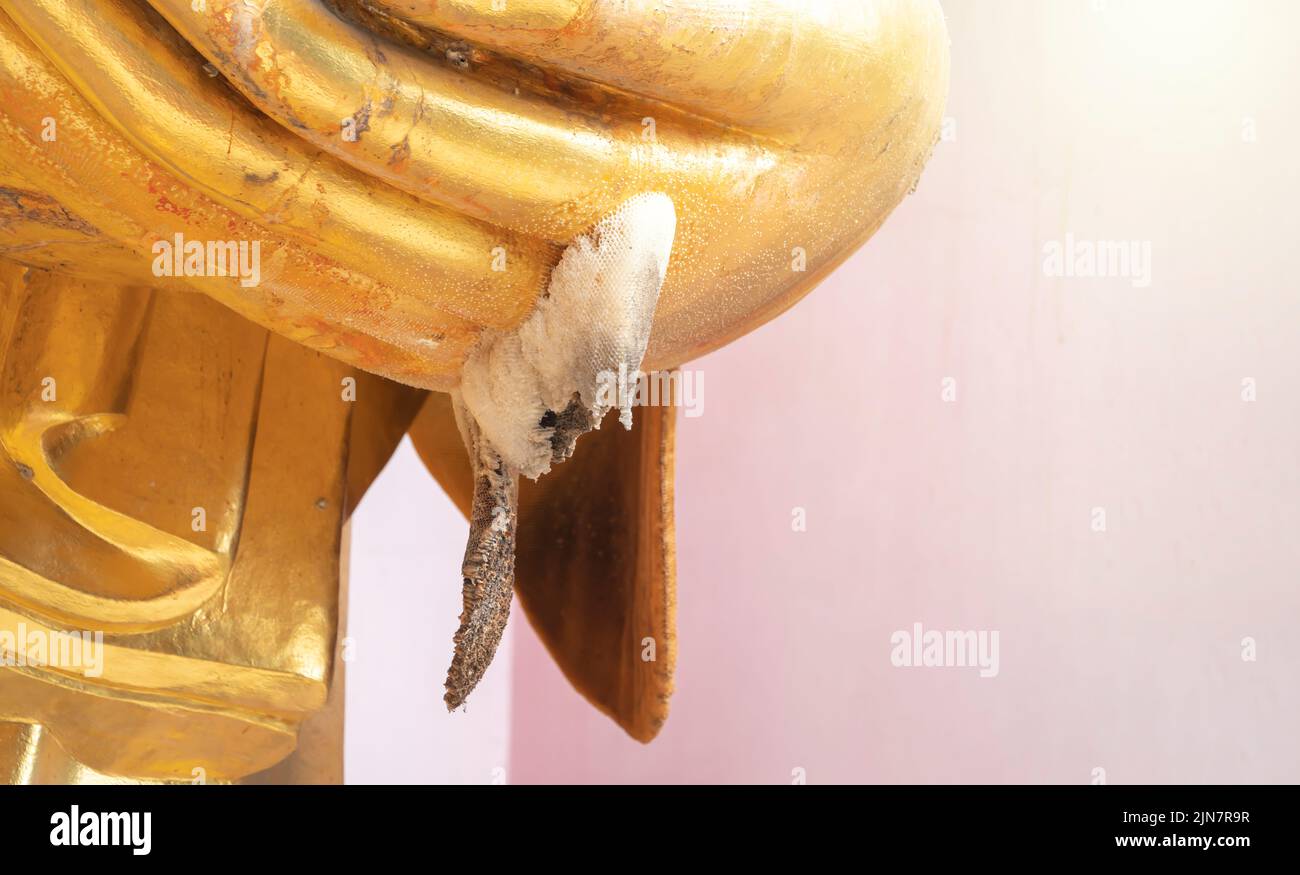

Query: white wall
(345, 438), (512, 784)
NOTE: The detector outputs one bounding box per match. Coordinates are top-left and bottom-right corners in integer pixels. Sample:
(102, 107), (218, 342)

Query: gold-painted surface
(0, 270), (247, 631)
(0, 722), (175, 784)
(399, 0), (585, 33)
(366, 0), (920, 142)
(245, 519), (351, 785)
(0, 12), (476, 389)
(1, 0), (947, 378)
(0, 0), (949, 777)
(0, 262), (358, 782)
(145, 0), (949, 372)
(0, 181), (155, 284)
(2, 0), (553, 332)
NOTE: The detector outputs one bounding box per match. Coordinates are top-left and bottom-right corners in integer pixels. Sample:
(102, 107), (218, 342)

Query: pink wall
(506, 0), (1300, 783)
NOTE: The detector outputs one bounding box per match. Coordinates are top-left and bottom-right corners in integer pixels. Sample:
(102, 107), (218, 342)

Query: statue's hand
(2, 0), (948, 387)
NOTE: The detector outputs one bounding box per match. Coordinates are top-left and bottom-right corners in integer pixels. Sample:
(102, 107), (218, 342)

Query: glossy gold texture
(0, 262), (350, 780)
(0, 1), (948, 780)
(4, 0), (948, 382)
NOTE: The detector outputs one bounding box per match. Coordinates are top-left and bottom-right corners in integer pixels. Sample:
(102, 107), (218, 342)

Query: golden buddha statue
(0, 0), (948, 782)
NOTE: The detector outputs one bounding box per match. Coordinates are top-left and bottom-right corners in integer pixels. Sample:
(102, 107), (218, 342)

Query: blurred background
(345, 0), (1300, 783)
